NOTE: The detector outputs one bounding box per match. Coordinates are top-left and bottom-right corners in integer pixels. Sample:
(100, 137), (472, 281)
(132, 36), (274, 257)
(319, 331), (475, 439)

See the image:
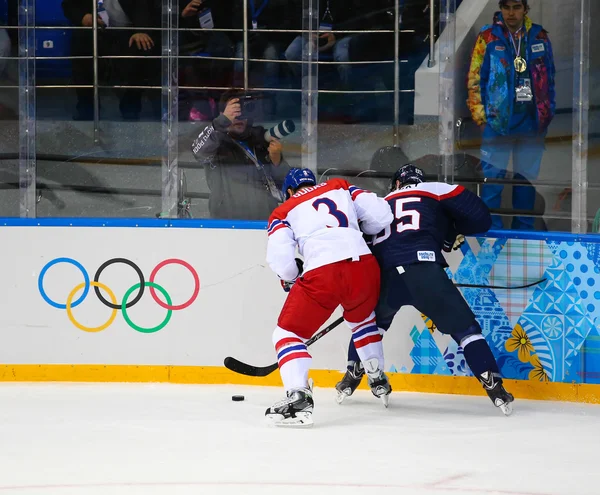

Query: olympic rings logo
(38, 257), (200, 333)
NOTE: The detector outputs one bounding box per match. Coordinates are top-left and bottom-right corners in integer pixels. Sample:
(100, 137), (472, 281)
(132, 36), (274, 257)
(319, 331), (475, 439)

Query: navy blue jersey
(369, 182), (492, 269)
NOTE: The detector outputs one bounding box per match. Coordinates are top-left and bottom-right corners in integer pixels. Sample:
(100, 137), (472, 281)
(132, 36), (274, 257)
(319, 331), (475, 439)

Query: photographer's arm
(191, 114), (231, 163)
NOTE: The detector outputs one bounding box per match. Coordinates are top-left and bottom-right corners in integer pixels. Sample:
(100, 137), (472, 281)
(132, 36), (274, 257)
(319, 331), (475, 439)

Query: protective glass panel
(0, 1), (18, 216)
(182, 0), (300, 221)
(35, 0), (162, 218)
(315, 0), (442, 200)
(455, 0), (575, 232)
(589, 1), (600, 233)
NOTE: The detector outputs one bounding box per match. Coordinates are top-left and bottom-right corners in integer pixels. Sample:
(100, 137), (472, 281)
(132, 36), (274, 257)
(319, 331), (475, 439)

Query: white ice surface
(0, 383), (598, 495)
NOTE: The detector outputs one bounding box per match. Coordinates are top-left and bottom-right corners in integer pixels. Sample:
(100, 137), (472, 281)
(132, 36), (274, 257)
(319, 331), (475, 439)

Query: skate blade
(493, 397), (513, 416)
(265, 412), (314, 428)
(335, 388), (352, 404)
(380, 393), (390, 408)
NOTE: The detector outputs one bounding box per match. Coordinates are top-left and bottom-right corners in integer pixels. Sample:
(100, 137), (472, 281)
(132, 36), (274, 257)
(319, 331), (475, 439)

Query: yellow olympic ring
(66, 282), (118, 333)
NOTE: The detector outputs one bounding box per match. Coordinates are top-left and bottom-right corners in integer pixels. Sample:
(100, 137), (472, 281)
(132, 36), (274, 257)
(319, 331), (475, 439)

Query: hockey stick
(224, 278), (546, 377)
(455, 278), (546, 290)
(223, 316), (345, 377)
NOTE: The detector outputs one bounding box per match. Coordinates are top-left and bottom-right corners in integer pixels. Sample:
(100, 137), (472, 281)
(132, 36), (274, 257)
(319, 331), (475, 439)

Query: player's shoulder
(271, 179), (348, 221)
(385, 182), (465, 201)
(426, 182), (465, 199)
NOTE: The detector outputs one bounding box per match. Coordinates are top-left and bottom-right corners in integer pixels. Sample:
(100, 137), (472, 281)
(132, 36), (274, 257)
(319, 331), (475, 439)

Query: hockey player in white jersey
(264, 168), (394, 427)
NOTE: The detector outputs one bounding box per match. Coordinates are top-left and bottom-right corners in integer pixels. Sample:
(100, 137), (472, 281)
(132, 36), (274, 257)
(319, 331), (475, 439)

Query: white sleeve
(266, 222), (299, 281)
(349, 186), (394, 235)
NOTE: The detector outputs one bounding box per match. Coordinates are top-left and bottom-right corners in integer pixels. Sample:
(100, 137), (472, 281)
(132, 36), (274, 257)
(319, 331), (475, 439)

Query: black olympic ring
(94, 258), (145, 310)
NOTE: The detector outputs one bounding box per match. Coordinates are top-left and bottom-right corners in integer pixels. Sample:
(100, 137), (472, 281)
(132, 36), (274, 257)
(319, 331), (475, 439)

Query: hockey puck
(232, 395), (245, 402)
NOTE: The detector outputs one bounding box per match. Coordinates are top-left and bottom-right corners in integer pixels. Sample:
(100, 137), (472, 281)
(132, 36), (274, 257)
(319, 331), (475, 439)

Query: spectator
(191, 90), (290, 220)
(284, 0), (388, 122)
(62, 0), (161, 121)
(284, 0), (355, 90)
(0, 28), (10, 78)
(231, 0), (291, 94)
(178, 0), (234, 122)
(467, 0), (555, 230)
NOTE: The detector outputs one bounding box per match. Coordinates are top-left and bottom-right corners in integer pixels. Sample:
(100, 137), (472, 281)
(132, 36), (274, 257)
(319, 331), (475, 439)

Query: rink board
(1, 219), (600, 403)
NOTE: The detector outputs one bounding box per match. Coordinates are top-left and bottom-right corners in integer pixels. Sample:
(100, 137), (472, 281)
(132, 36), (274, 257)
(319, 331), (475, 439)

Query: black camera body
(239, 94), (259, 119)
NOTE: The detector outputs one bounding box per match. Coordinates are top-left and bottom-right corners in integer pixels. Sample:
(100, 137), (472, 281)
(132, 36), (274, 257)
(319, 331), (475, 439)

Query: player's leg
(405, 263), (514, 415)
(265, 267), (337, 426)
(339, 255), (392, 405)
(337, 265), (409, 402)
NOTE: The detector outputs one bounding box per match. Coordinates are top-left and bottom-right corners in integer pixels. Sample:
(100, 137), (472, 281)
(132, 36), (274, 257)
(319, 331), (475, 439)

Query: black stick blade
(223, 356), (279, 377)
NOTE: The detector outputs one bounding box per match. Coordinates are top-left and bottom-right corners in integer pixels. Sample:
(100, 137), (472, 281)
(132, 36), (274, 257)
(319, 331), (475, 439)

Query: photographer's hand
(223, 98), (241, 122)
(182, 0), (203, 17)
(268, 138), (283, 166)
(319, 32), (336, 52)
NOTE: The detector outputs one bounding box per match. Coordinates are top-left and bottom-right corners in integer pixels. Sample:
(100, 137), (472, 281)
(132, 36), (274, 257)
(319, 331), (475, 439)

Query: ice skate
(335, 362), (365, 404)
(364, 358), (392, 408)
(265, 387), (314, 427)
(478, 371), (514, 416)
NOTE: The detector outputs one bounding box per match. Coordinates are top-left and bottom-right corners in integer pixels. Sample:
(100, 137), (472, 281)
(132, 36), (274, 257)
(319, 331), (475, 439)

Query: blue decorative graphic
(410, 329), (447, 375)
(391, 236), (600, 387)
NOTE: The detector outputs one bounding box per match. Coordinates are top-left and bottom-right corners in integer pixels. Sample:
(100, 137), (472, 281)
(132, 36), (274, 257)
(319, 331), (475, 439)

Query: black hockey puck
(232, 395), (245, 402)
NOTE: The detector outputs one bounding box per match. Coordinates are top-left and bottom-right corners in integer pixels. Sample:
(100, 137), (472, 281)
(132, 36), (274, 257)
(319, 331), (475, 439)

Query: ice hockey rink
(0, 383), (598, 495)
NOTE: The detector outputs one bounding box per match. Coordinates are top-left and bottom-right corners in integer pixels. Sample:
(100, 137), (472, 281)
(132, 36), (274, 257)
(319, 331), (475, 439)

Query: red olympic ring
(149, 258), (200, 310)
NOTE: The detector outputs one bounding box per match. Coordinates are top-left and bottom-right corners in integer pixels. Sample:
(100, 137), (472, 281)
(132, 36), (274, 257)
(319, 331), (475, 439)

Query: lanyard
(509, 27), (524, 60)
(322, 1), (333, 23)
(249, 0), (269, 24)
(237, 140), (261, 166)
(235, 140), (283, 202)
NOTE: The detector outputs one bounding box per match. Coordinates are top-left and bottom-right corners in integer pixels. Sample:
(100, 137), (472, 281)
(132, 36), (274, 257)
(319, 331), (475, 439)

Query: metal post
(438, 0), (456, 183)
(18, 0), (36, 218)
(93, 0), (99, 143)
(161, 0), (179, 218)
(393, 0), (400, 146)
(572, 0), (590, 233)
(427, 0), (436, 68)
(301, 0), (319, 173)
(243, 0), (249, 90)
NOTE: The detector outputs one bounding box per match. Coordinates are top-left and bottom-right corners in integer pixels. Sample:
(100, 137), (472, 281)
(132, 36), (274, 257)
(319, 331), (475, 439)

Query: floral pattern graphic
(505, 324), (534, 363)
(529, 354), (550, 382)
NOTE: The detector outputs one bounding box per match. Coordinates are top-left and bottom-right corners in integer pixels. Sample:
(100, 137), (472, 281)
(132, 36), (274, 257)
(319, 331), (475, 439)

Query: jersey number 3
(373, 197), (421, 245)
(312, 198), (349, 228)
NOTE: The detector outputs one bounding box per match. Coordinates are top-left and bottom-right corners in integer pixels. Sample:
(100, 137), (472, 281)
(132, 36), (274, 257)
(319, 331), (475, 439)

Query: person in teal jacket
(467, 0), (555, 230)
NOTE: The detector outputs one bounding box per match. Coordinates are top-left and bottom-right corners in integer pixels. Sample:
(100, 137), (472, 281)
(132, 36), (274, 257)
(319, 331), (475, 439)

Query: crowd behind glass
(0, 0), (596, 233)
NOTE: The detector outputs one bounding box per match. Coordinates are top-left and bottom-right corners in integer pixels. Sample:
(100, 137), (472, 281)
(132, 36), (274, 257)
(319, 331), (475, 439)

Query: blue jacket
(467, 12), (556, 135)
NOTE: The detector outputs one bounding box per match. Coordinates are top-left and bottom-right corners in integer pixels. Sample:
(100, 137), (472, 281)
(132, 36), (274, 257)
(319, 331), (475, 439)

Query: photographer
(192, 90), (290, 220)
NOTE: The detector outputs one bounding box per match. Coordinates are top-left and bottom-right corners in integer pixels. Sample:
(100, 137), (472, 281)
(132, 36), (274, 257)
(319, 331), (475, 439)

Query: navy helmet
(282, 168), (316, 200)
(391, 164), (425, 191)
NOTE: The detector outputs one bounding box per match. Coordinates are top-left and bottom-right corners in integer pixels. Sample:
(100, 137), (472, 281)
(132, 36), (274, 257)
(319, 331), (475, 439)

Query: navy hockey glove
(280, 258), (304, 292)
(443, 233), (465, 252)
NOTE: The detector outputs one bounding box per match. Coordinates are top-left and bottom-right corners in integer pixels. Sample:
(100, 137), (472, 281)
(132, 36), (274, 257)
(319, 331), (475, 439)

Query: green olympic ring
(121, 282), (172, 334)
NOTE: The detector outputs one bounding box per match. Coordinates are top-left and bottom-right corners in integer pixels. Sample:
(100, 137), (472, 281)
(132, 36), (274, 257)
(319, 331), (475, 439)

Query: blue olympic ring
(38, 257), (90, 309)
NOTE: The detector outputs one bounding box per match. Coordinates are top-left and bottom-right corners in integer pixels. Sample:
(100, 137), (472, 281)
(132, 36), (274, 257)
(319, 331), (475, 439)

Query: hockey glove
(280, 258), (304, 292)
(443, 233), (466, 252)
(452, 234), (466, 251)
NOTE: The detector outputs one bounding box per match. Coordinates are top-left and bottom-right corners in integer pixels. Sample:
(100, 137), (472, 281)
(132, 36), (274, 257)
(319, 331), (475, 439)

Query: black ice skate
(265, 387), (314, 427)
(364, 358), (392, 408)
(335, 361), (365, 404)
(478, 371), (514, 416)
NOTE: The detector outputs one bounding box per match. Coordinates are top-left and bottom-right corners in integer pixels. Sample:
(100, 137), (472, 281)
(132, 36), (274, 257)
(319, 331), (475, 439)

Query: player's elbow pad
(276, 261), (300, 283)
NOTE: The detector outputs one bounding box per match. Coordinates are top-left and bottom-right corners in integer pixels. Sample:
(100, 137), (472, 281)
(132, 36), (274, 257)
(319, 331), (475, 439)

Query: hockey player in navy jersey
(264, 168), (394, 427)
(336, 164), (515, 415)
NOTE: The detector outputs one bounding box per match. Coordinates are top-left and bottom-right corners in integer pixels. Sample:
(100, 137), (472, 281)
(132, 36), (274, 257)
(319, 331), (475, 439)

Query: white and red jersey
(266, 178), (393, 281)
